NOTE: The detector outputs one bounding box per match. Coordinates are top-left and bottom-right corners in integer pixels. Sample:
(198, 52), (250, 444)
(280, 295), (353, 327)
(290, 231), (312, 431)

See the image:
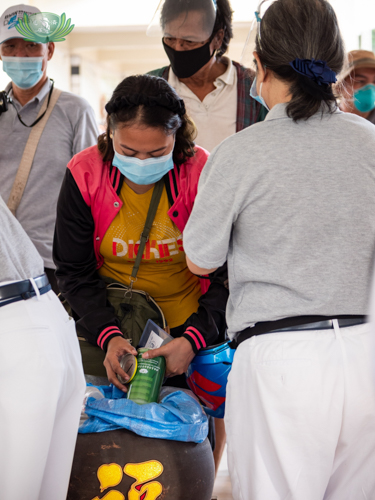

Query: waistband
(232, 315), (367, 348)
(0, 274), (51, 308)
(271, 317), (366, 332)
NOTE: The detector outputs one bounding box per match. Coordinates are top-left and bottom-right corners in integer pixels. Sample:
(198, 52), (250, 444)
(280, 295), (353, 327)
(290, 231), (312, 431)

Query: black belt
(232, 315), (367, 348)
(0, 274), (51, 308)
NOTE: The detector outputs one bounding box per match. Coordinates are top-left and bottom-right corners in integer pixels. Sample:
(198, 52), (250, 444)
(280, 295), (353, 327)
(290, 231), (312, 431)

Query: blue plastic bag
(79, 385), (208, 443)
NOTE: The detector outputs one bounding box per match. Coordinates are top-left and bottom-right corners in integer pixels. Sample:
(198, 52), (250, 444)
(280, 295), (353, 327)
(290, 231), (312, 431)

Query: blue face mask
(2, 56), (44, 89)
(353, 84), (375, 113)
(250, 76), (270, 111)
(112, 147), (175, 185)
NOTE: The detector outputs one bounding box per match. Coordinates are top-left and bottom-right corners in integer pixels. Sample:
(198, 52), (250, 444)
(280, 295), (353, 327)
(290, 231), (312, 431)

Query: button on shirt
(0, 78), (98, 268)
(168, 57), (238, 152)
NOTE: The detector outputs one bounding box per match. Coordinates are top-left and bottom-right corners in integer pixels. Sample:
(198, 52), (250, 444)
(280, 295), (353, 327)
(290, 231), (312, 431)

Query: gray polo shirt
(0, 195), (43, 282)
(0, 77), (98, 268)
(184, 103), (375, 338)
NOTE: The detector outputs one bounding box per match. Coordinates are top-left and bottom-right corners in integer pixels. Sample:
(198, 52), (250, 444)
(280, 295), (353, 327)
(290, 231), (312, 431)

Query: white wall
(48, 44), (71, 91)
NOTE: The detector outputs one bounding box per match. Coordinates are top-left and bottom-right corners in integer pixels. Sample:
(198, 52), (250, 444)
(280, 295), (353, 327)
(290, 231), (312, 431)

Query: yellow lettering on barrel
(92, 491), (125, 500)
(97, 463), (124, 492)
(128, 481), (162, 500)
(124, 461), (164, 500)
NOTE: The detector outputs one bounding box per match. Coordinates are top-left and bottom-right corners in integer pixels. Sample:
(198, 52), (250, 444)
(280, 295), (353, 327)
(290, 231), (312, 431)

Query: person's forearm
(186, 255), (218, 275)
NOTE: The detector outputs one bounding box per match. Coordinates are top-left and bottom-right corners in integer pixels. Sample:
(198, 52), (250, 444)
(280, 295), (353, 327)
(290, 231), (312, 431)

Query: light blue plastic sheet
(79, 385), (208, 443)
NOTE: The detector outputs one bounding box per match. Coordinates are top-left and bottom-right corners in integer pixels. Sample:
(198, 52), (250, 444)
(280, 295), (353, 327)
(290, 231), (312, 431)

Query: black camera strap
(0, 78), (55, 128)
(0, 91), (9, 113)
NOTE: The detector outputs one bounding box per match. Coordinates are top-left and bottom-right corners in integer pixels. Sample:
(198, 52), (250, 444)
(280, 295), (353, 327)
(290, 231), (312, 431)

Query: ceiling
(0, 0), (373, 54)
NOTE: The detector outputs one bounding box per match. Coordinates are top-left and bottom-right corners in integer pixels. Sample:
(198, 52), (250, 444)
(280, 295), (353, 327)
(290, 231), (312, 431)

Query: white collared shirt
(168, 57), (238, 152)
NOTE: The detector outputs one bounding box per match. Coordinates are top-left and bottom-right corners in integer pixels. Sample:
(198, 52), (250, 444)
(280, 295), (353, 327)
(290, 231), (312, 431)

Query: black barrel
(68, 429), (215, 500)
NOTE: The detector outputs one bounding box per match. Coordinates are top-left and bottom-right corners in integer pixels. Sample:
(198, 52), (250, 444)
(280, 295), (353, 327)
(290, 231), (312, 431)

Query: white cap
(0, 4), (41, 44)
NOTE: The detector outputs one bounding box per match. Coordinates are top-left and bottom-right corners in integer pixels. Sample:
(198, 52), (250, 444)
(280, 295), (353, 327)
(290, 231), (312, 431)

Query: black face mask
(162, 39), (215, 79)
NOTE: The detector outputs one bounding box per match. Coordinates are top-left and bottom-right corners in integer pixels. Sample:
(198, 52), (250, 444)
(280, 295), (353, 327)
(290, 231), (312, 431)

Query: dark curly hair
(160, 0), (233, 58)
(214, 0), (234, 57)
(98, 74), (197, 166)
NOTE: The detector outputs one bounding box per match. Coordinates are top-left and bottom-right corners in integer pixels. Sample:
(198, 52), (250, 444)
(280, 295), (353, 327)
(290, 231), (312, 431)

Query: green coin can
(127, 348), (166, 405)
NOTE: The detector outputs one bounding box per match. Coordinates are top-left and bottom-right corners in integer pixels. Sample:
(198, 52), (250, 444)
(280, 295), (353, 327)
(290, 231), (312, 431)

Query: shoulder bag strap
(7, 86), (62, 216)
(130, 179), (164, 284)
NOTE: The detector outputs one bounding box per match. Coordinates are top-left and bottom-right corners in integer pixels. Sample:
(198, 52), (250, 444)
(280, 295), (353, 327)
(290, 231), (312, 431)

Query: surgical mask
(112, 148), (174, 185)
(250, 76), (269, 111)
(162, 39), (215, 79)
(2, 56), (44, 89)
(353, 84), (375, 113)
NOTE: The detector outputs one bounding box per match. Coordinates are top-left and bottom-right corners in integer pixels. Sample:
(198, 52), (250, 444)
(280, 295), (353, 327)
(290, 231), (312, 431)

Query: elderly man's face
(0, 38), (54, 74)
(164, 10), (212, 50)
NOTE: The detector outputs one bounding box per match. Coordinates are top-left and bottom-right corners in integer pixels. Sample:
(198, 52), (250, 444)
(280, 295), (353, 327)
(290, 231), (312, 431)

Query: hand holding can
(117, 352), (138, 385)
(126, 348), (166, 405)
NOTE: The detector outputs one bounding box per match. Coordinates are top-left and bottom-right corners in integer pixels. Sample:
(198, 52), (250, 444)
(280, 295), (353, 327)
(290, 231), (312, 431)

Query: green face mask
(353, 84), (375, 113)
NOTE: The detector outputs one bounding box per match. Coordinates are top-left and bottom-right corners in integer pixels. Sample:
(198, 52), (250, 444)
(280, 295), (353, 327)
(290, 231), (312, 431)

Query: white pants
(0, 290), (85, 500)
(225, 323), (375, 500)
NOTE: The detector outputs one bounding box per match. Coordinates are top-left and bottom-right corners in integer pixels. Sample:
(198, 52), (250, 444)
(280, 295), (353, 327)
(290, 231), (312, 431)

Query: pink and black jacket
(53, 145), (228, 353)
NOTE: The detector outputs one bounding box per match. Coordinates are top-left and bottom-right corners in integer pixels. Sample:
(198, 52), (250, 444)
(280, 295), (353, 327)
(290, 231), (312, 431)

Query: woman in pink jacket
(53, 74), (228, 392)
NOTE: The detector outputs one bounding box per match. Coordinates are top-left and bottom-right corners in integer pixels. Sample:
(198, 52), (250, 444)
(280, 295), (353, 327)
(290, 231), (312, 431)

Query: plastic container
(79, 386), (105, 426)
(138, 319), (173, 348)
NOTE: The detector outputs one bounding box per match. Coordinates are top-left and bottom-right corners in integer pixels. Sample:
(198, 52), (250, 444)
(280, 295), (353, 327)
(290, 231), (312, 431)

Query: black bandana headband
(105, 93), (186, 117)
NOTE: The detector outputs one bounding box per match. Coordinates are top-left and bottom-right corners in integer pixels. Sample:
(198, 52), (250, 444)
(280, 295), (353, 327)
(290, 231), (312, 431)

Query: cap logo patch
(4, 10), (26, 29)
(14, 12), (74, 42)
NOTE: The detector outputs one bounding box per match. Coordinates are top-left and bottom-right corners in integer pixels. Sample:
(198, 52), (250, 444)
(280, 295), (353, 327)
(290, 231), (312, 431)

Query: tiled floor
(212, 472), (233, 500)
(212, 446), (233, 500)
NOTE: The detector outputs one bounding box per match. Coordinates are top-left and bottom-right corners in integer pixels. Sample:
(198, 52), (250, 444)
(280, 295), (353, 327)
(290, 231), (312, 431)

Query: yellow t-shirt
(99, 181), (201, 328)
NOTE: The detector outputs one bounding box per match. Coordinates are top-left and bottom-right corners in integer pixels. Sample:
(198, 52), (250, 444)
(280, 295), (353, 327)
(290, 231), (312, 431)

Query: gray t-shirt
(0, 195), (43, 282)
(184, 103), (375, 338)
(0, 78), (98, 268)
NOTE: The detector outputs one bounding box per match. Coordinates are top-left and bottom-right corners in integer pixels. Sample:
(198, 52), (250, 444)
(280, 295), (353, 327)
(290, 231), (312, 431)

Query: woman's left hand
(104, 336), (138, 392)
(142, 337), (195, 377)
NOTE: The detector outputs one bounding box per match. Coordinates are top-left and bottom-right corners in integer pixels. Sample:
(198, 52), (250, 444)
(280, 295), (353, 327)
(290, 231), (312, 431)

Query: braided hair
(98, 74), (196, 166)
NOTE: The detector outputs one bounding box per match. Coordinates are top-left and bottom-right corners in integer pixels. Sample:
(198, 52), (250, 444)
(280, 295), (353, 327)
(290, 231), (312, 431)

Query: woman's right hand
(103, 336), (138, 392)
